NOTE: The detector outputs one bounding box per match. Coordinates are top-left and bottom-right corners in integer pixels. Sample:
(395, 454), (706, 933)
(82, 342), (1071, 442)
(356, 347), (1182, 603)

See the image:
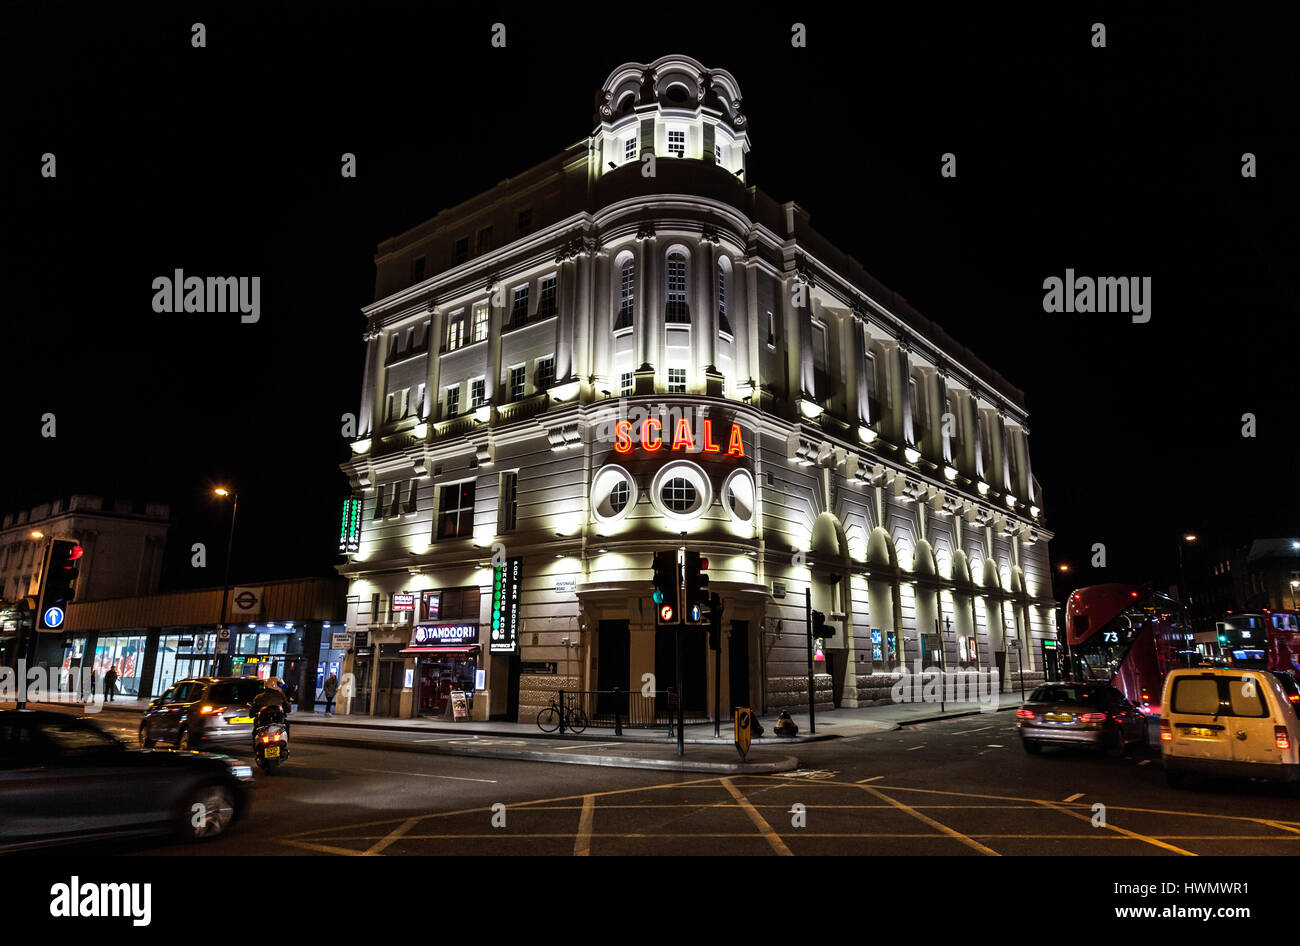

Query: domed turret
(592, 54), (749, 183)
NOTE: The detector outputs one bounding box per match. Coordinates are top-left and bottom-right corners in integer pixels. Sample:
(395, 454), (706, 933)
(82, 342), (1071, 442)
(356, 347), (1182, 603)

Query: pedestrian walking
(103, 666), (118, 702)
(323, 674), (339, 716)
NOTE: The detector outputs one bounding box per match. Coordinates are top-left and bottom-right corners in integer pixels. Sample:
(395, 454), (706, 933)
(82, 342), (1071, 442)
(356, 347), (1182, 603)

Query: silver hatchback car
(140, 677), (266, 751)
(1018, 682), (1148, 756)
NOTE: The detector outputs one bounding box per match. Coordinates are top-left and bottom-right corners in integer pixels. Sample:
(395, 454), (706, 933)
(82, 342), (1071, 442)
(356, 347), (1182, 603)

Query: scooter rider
(250, 677), (291, 731)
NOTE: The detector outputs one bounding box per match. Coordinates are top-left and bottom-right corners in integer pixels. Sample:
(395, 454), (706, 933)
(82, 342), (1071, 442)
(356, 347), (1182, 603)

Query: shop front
(401, 621), (480, 719)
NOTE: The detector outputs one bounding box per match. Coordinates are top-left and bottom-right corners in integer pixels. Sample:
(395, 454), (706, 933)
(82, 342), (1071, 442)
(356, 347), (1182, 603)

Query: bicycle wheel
(567, 706), (588, 734)
(537, 705), (561, 733)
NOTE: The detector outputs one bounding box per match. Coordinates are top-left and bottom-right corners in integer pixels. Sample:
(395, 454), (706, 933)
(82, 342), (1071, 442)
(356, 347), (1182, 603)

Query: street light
(1057, 563), (1070, 573)
(214, 486), (239, 676)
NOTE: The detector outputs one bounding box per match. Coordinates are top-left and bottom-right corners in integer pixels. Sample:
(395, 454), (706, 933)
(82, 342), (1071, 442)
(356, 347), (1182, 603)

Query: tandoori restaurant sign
(613, 418), (745, 457)
(411, 623), (479, 646)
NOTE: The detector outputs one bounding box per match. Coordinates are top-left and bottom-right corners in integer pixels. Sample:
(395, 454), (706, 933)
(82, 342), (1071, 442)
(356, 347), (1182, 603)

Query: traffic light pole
(17, 537), (55, 711)
(675, 625), (684, 757)
(805, 587), (816, 735)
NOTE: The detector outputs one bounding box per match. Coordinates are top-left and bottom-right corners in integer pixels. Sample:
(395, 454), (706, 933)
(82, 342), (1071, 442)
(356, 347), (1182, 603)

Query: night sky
(4, 4), (1294, 601)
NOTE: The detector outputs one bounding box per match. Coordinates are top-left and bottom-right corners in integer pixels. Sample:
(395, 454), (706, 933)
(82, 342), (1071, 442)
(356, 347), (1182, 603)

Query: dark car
(1017, 683), (1147, 756)
(1269, 671), (1300, 715)
(140, 677), (267, 750)
(0, 710), (253, 851)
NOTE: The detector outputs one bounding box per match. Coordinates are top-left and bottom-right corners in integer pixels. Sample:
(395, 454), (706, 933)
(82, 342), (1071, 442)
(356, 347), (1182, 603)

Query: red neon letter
(614, 420), (633, 454)
(672, 417), (694, 451)
(702, 420), (721, 453)
(643, 418), (662, 451)
(726, 423), (745, 458)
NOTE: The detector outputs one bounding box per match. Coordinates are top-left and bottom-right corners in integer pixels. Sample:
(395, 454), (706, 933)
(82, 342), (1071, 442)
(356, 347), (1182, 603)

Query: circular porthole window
(591, 465), (637, 525)
(722, 469), (755, 524)
(649, 461), (711, 522)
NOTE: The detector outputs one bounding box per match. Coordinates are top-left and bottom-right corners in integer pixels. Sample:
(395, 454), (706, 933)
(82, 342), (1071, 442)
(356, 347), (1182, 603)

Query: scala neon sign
(614, 418), (745, 457)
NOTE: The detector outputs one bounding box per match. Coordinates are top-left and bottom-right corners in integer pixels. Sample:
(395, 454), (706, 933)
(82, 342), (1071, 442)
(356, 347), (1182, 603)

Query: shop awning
(399, 645), (480, 655)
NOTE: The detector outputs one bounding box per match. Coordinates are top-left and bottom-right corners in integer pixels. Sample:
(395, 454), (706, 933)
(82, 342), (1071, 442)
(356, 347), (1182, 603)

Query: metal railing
(553, 688), (710, 734)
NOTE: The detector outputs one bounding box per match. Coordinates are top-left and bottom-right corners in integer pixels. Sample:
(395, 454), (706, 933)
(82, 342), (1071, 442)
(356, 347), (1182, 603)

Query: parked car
(1161, 668), (1300, 789)
(139, 677), (266, 750)
(1017, 683), (1147, 756)
(0, 710), (253, 851)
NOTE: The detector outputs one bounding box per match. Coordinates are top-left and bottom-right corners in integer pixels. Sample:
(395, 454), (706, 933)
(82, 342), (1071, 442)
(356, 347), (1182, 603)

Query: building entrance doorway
(729, 620), (750, 709)
(375, 659), (404, 716)
(596, 620), (630, 716)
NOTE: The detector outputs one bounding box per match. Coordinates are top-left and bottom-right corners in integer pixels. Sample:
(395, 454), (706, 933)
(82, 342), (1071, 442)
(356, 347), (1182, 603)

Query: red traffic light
(65, 545), (84, 564)
(699, 557), (708, 570)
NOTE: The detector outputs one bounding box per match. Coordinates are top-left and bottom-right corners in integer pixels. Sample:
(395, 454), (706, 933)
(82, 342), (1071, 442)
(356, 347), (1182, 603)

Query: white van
(1161, 668), (1300, 789)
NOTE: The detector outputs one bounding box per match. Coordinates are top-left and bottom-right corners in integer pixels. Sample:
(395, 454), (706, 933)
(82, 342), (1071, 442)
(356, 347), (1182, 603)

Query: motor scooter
(253, 706), (289, 774)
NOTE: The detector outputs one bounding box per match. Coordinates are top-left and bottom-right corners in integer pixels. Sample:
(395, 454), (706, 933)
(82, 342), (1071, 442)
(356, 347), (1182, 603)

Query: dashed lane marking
(359, 768), (497, 784)
(906, 745), (926, 751)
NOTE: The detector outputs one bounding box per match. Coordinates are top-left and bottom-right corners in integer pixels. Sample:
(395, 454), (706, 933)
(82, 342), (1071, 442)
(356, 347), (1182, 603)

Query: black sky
(3, 3), (1295, 599)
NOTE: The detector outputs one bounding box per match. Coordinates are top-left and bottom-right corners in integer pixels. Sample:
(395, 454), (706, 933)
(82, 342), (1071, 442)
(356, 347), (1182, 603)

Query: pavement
(0, 689), (1029, 774)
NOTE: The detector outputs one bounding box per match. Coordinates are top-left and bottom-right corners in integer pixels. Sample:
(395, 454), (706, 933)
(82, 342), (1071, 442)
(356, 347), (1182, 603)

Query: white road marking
(985, 745), (1005, 748)
(906, 745), (925, 751)
(951, 726), (991, 735)
(360, 768), (497, 784)
(857, 776), (885, 783)
(1063, 793), (1085, 803)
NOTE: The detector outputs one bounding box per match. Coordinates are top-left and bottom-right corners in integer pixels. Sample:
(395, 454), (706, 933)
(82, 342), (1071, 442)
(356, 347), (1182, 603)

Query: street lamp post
(1178, 533), (1198, 633)
(215, 488), (239, 676)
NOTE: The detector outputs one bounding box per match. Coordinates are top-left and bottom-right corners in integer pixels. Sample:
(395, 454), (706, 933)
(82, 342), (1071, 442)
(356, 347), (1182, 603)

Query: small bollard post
(613, 687), (623, 736)
(559, 689), (566, 734)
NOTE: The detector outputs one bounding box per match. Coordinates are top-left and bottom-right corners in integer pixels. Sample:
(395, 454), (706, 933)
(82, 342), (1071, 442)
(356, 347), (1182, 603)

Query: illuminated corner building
(336, 55), (1054, 722)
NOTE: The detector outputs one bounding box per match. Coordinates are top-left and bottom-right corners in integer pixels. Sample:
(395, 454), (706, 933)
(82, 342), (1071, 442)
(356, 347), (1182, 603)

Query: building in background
(336, 54), (1054, 722)
(0, 495), (170, 667)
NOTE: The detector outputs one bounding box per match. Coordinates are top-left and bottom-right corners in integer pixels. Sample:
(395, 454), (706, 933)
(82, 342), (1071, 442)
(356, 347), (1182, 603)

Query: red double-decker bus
(1062, 584), (1196, 715)
(1212, 610), (1300, 676)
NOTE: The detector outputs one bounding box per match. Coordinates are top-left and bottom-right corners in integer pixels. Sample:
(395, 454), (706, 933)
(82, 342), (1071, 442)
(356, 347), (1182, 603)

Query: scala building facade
(335, 55), (1054, 722)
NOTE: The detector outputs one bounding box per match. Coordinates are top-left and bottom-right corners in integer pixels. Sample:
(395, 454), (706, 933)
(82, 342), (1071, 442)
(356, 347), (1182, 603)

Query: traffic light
(812, 609), (834, 639)
(683, 551), (710, 625)
(38, 539), (83, 630)
(707, 592), (724, 649)
(652, 550), (680, 625)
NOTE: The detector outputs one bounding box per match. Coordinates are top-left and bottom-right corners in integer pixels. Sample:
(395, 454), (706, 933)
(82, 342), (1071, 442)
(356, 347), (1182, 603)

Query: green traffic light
(653, 589), (664, 604)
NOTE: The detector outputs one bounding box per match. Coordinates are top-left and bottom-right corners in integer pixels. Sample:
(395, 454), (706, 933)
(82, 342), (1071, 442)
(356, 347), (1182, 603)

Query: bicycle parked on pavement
(537, 694), (587, 734)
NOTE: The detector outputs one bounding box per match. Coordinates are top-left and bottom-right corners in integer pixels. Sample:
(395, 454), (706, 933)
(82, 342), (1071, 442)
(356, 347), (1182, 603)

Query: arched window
(665, 251), (689, 323)
(716, 260), (731, 335)
(615, 258), (635, 330)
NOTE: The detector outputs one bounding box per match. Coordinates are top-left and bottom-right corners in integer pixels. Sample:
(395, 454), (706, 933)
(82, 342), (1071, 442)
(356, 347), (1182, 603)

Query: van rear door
(1166, 673), (1228, 762)
(1228, 672), (1285, 767)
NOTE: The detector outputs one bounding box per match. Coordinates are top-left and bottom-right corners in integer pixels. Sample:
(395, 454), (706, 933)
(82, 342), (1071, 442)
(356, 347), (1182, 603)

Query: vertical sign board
(338, 497), (362, 553)
(490, 556), (522, 654)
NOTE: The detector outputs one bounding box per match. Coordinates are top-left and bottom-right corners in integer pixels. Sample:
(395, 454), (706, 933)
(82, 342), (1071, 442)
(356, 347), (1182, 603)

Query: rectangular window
(538, 275), (557, 319)
(436, 481), (476, 540)
(446, 311), (465, 352)
(477, 226), (493, 255)
(509, 365), (527, 402)
(415, 383), (427, 419)
(454, 237), (468, 265)
(766, 312), (776, 347)
(472, 302), (489, 342)
(616, 261), (635, 330)
(620, 371), (635, 397)
(667, 128), (686, 158)
(516, 208), (532, 236)
(511, 286), (529, 328)
(411, 256), (426, 283)
(536, 356), (555, 391)
(865, 353), (879, 421)
(717, 266), (730, 334)
(500, 471), (518, 532)
(668, 368), (687, 394)
(624, 137), (637, 162)
(470, 378), (486, 409)
(714, 146), (722, 165)
(908, 378), (919, 439)
(435, 586), (481, 621)
(444, 385), (460, 419)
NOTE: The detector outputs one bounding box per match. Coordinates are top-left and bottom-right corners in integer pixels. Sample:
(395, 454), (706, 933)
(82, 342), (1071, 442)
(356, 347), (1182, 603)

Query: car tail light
(1160, 720), (1172, 741)
(1080, 712), (1106, 722)
(1016, 708), (1036, 720)
(1289, 694), (1298, 704)
(198, 705), (224, 715)
(1276, 726), (1291, 750)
